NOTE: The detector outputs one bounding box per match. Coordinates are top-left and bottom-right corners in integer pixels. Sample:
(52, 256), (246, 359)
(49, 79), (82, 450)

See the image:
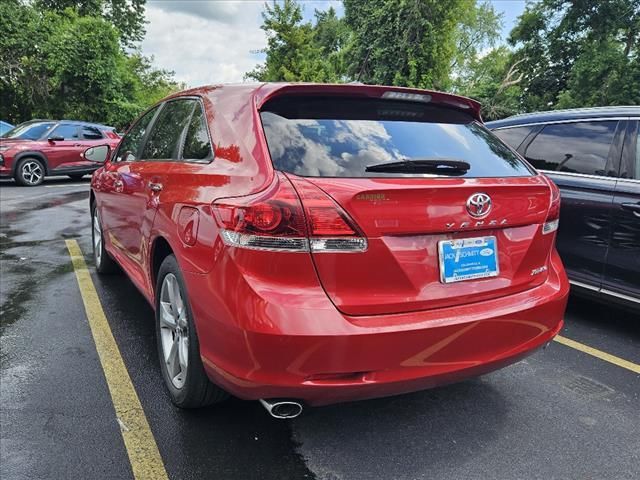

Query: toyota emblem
(466, 193), (492, 218)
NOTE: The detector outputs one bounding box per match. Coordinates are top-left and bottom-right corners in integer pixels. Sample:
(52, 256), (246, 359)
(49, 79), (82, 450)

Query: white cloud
(141, 1), (267, 86)
(150, 0), (257, 23)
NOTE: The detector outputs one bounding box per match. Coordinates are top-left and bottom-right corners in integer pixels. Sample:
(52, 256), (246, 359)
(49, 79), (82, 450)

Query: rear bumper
(186, 250), (569, 407)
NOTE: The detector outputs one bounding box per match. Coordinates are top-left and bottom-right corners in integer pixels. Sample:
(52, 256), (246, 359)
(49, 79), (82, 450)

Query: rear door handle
(621, 202), (640, 217)
(148, 182), (163, 192)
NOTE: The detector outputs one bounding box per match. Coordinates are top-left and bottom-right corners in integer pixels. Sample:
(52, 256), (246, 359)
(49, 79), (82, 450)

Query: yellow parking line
(65, 240), (169, 480)
(554, 335), (640, 374)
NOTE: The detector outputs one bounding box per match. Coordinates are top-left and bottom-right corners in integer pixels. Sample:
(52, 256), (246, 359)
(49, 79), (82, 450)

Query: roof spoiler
(254, 84), (482, 122)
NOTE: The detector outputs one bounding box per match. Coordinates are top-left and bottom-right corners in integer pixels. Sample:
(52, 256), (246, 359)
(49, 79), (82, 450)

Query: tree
(343, 0), (470, 89)
(35, 0), (146, 46)
(509, 0), (640, 111)
(313, 7), (350, 81)
(450, 1), (502, 79)
(0, 1), (180, 129)
(245, 0), (345, 82)
(454, 47), (524, 120)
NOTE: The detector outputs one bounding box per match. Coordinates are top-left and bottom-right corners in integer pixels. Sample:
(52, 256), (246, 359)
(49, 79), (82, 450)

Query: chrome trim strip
(601, 288), (640, 304)
(569, 279), (599, 292)
(539, 169), (619, 182)
(541, 169), (640, 183)
(569, 280), (640, 304)
(616, 177), (640, 185)
(491, 117), (638, 130)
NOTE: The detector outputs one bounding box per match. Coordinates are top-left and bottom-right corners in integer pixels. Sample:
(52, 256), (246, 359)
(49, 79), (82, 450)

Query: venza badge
(466, 193), (492, 218)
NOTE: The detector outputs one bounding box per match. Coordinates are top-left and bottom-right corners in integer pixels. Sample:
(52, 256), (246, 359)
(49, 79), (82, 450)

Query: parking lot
(1, 178), (639, 480)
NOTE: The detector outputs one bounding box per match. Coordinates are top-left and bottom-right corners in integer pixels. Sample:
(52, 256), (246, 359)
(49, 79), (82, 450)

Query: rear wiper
(365, 158), (471, 174)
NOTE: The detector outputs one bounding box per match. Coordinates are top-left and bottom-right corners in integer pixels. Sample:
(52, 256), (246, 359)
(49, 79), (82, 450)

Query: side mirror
(48, 135), (65, 142)
(83, 145), (110, 163)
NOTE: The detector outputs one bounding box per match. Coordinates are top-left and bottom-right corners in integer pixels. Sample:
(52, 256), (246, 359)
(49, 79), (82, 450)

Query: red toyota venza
(86, 83), (569, 417)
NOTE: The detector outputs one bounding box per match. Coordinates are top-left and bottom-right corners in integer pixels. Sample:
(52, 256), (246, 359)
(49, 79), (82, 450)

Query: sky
(141, 0), (527, 88)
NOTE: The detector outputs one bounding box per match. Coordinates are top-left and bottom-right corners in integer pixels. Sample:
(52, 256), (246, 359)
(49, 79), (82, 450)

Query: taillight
(212, 173), (367, 252)
(543, 177), (560, 235)
(287, 175), (367, 253)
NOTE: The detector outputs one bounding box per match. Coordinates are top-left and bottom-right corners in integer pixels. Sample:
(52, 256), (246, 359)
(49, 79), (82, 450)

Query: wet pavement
(1, 177), (639, 480)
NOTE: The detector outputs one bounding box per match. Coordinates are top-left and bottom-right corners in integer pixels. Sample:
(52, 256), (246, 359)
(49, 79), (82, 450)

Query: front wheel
(91, 206), (118, 274)
(156, 255), (228, 408)
(15, 158), (45, 186)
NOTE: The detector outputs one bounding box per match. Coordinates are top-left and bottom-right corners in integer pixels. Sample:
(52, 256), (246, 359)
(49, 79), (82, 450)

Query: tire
(91, 205), (118, 274)
(155, 254), (228, 408)
(14, 157), (45, 186)
(68, 174), (85, 181)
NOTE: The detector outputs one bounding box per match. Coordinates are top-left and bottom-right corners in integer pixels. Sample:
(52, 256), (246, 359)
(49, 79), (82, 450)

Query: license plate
(438, 236), (499, 284)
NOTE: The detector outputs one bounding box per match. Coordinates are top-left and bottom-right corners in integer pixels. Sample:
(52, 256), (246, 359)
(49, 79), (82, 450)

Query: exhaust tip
(259, 399), (303, 419)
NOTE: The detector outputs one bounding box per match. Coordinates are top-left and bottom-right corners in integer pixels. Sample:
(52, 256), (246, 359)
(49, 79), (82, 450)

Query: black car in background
(486, 107), (640, 310)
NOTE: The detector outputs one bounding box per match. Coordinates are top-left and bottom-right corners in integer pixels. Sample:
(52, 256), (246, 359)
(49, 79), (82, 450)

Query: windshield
(1, 122), (56, 140)
(260, 97), (533, 178)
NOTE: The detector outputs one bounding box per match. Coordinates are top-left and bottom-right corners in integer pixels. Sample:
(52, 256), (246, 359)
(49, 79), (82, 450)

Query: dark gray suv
(487, 106), (640, 310)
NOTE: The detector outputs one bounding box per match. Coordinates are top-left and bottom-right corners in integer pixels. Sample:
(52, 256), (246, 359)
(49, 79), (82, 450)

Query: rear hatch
(260, 94), (556, 316)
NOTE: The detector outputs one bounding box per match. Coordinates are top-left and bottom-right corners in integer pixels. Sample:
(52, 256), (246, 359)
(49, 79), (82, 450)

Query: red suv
(0, 120), (120, 186)
(86, 84), (569, 417)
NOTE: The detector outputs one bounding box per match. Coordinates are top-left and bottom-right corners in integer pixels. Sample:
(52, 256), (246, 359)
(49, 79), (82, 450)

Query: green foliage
(0, 0), (180, 130)
(451, 1), (502, 80)
(343, 0), (468, 89)
(454, 47), (524, 120)
(247, 0), (639, 120)
(35, 0), (146, 46)
(245, 0), (345, 82)
(509, 0), (640, 112)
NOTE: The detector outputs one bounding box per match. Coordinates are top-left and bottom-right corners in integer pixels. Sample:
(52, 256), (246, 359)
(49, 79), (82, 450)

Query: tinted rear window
(492, 126), (535, 150)
(260, 97), (533, 178)
(524, 121), (618, 176)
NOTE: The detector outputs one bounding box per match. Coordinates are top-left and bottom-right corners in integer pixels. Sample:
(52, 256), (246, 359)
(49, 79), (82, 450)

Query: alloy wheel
(159, 273), (189, 389)
(21, 161), (43, 185)
(93, 209), (102, 266)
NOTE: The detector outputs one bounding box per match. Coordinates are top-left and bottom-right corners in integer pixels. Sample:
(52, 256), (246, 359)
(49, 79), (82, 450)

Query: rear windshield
(260, 96), (533, 178)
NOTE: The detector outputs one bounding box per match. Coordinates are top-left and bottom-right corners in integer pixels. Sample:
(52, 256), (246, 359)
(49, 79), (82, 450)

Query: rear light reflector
(219, 231), (308, 251)
(542, 218), (559, 235)
(543, 176), (561, 235)
(212, 173), (367, 253)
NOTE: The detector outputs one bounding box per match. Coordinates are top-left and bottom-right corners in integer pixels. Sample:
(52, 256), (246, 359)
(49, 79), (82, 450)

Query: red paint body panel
(302, 175), (555, 315)
(187, 249), (567, 406)
(91, 83), (569, 407)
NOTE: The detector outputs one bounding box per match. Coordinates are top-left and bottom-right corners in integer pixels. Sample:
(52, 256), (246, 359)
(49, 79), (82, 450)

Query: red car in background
(0, 120), (120, 186)
(85, 83), (569, 418)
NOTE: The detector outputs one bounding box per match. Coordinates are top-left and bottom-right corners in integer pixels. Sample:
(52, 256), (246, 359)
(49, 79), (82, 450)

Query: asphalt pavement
(1, 177), (639, 480)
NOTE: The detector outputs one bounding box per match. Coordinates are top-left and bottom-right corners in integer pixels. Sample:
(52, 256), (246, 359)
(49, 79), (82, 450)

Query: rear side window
(115, 106), (159, 162)
(51, 124), (80, 140)
(81, 126), (103, 140)
(181, 103), (213, 162)
(142, 99), (196, 160)
(492, 126), (535, 150)
(260, 96), (533, 178)
(524, 121), (617, 176)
